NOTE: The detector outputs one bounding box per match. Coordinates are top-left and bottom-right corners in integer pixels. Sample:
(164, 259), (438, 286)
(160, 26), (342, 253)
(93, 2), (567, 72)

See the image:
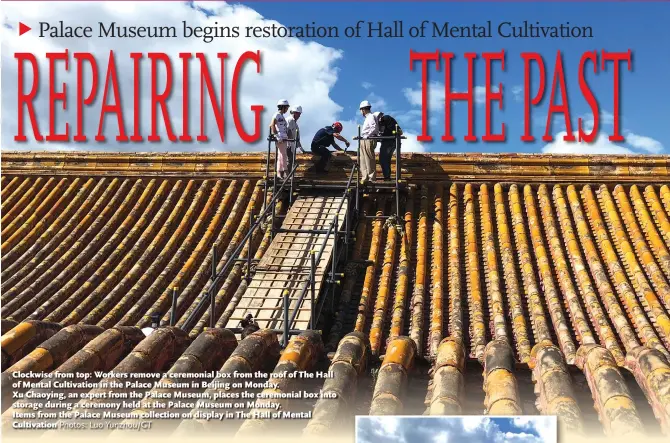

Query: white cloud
(350, 88), (424, 152)
(625, 131), (664, 154)
(462, 416), (492, 432)
(366, 92), (388, 110)
(403, 81), (501, 111)
(432, 431), (450, 443)
(403, 81), (445, 111)
(542, 131), (634, 154)
(578, 110), (615, 132)
(512, 85), (524, 102)
(474, 85), (500, 104)
(600, 110), (615, 126)
(500, 431), (547, 443)
(393, 109), (424, 131)
(362, 81), (373, 90)
(400, 133), (426, 153)
(542, 109), (664, 155)
(378, 415), (400, 435)
(1, 1), (352, 152)
(513, 417), (557, 443)
(356, 416), (555, 443)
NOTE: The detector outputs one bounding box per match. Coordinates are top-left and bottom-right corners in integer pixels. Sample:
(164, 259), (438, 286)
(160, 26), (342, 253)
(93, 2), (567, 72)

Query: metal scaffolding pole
(263, 134), (273, 214)
(332, 215), (338, 284)
(310, 251), (316, 329)
(353, 132), (406, 217)
(271, 138), (279, 239)
(209, 245), (217, 329)
(283, 166), (354, 336)
(395, 125), (401, 217)
(181, 167), (299, 333)
(246, 210), (254, 283)
(356, 125), (361, 212)
(170, 287), (179, 327)
(289, 128), (299, 206)
(189, 156), (359, 342)
(283, 289), (290, 347)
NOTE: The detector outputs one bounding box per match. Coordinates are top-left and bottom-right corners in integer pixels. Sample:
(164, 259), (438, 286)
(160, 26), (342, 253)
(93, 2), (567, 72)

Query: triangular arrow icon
(19, 22), (31, 36)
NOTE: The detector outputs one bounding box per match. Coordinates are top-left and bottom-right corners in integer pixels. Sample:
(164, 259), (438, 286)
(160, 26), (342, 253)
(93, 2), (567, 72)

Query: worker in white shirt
(359, 100), (379, 185)
(269, 99), (290, 179)
(286, 106), (304, 173)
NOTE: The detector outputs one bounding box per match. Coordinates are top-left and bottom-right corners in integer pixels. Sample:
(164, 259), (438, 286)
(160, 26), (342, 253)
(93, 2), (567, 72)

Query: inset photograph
(356, 416), (557, 443)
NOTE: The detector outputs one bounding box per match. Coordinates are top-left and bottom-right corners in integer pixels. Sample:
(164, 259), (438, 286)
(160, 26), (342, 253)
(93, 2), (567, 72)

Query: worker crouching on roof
(310, 122), (351, 173)
(286, 106), (304, 174)
(359, 100), (380, 185)
(376, 112), (402, 180)
(270, 99), (291, 179)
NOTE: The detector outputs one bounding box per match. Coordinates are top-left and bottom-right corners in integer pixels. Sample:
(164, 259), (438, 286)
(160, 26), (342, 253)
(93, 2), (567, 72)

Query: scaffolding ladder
(180, 134), (359, 346)
(224, 195), (349, 341)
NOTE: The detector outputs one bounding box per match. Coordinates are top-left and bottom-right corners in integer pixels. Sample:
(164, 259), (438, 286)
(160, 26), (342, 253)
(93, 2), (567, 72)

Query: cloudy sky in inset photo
(356, 416), (557, 443)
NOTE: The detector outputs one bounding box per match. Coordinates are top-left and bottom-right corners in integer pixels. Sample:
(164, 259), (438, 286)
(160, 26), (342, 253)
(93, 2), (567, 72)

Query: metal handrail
(181, 160), (300, 332)
(353, 125), (405, 216)
(358, 134), (407, 140)
(289, 127), (301, 206)
(281, 163), (358, 345)
(263, 133), (297, 214)
(183, 138), (359, 341)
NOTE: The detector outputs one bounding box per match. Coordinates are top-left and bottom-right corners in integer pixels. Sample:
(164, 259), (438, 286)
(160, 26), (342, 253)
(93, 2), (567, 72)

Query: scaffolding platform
(297, 179), (406, 191)
(224, 195), (349, 333)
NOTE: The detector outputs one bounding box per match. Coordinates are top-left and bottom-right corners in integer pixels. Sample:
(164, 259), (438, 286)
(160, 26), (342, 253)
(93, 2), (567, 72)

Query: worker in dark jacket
(376, 112), (402, 180)
(310, 122), (351, 172)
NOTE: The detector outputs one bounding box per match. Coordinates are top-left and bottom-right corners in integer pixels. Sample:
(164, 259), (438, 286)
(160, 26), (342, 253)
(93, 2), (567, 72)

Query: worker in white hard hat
(270, 99), (291, 179)
(358, 100), (380, 185)
(286, 106), (304, 173)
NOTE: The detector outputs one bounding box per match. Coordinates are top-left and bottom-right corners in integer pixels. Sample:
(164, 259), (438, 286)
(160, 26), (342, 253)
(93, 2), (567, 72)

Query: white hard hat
(359, 100), (372, 109)
(291, 105), (303, 113)
(277, 99), (289, 106)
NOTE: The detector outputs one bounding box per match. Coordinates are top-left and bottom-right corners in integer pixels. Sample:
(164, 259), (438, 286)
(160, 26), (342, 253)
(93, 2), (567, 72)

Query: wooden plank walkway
(224, 196), (348, 332)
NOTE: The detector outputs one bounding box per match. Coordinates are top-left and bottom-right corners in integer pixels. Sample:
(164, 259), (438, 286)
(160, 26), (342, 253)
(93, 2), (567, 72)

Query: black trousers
(380, 142), (398, 179)
(311, 144), (332, 171)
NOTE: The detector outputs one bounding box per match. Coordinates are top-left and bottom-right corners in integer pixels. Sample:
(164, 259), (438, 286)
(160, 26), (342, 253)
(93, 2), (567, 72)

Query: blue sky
(248, 1), (669, 154)
(1, 1), (667, 154)
(356, 416), (556, 443)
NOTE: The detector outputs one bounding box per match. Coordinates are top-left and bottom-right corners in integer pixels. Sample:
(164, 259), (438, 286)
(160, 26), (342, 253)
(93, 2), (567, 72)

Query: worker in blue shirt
(310, 122), (351, 172)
